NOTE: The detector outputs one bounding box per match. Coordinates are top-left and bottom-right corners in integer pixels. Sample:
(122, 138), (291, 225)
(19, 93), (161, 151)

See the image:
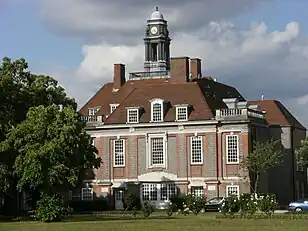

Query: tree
(0, 105), (101, 195)
(296, 137), (308, 167)
(240, 139), (283, 194)
(0, 57), (77, 200)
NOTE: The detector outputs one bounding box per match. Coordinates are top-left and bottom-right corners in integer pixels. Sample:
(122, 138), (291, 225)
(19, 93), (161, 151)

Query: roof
(248, 100), (306, 130)
(79, 77), (245, 124)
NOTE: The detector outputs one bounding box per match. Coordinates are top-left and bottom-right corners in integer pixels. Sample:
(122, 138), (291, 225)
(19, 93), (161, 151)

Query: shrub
(239, 193), (258, 216)
(142, 201), (155, 217)
(184, 194), (206, 215)
(169, 194), (185, 212)
(35, 193), (71, 222)
(166, 202), (173, 216)
(122, 191), (141, 211)
(258, 193), (278, 215)
(68, 199), (110, 212)
(220, 195), (240, 215)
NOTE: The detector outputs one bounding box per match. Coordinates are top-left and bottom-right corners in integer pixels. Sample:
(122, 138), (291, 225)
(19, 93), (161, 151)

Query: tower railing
(129, 70), (169, 80)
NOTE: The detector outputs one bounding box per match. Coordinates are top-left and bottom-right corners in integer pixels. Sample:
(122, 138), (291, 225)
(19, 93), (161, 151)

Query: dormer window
(150, 98), (165, 122)
(110, 104), (119, 113)
(126, 107), (140, 123)
(88, 107), (100, 116)
(175, 104), (189, 121)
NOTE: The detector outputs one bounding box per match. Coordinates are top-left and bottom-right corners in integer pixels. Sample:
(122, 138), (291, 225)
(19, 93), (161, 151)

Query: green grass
(1, 212), (308, 231)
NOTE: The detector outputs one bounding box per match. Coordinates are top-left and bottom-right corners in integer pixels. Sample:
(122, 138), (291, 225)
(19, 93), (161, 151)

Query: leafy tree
(296, 137), (308, 168)
(0, 105), (101, 195)
(0, 57), (77, 203)
(240, 139), (283, 193)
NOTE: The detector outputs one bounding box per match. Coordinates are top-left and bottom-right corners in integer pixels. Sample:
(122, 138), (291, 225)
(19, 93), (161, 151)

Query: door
(114, 189), (124, 210)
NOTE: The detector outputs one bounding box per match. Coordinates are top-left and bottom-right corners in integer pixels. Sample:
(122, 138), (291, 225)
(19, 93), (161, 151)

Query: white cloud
(63, 20), (308, 128)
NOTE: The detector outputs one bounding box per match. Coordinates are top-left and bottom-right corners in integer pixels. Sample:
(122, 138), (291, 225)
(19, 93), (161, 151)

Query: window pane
(128, 109), (138, 123)
(192, 187), (203, 197)
(82, 188), (93, 200)
(191, 136), (202, 163)
(177, 107), (187, 121)
(227, 135), (239, 163)
(152, 103), (162, 121)
(151, 137), (164, 165)
(114, 139), (124, 166)
(227, 186), (239, 197)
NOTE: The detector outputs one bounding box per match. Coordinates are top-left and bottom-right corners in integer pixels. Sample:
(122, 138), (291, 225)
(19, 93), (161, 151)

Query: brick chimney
(113, 63), (125, 91)
(170, 57), (190, 83)
(190, 58), (202, 81)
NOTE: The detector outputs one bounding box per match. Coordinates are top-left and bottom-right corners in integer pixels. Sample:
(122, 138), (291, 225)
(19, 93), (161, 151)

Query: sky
(1, 0), (308, 128)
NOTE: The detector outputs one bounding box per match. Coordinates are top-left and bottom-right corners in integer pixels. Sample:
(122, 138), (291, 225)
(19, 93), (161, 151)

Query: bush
(184, 194), (206, 215)
(142, 201), (155, 217)
(68, 199), (110, 212)
(35, 193), (71, 222)
(122, 191), (141, 211)
(220, 195), (240, 215)
(169, 194), (185, 212)
(258, 193), (278, 215)
(239, 193), (258, 216)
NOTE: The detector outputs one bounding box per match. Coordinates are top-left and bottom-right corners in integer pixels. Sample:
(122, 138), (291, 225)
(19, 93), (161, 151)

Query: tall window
(127, 109), (139, 123)
(114, 139), (125, 167)
(226, 135), (239, 164)
(142, 184), (158, 201)
(176, 106), (188, 121)
(150, 137), (165, 166)
(226, 185), (239, 198)
(160, 183), (176, 200)
(192, 186), (204, 198)
(191, 136), (203, 164)
(152, 103), (163, 122)
(81, 188), (93, 200)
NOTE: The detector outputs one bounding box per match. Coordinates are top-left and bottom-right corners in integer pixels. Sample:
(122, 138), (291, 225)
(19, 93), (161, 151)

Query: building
(77, 7), (307, 209)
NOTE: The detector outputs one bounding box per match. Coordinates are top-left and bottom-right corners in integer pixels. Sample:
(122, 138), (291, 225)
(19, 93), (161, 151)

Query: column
(145, 43), (149, 61)
(157, 43), (161, 61)
(161, 42), (165, 61)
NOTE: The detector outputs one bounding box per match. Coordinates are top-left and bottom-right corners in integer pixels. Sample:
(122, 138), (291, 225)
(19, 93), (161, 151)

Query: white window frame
(81, 188), (93, 200)
(190, 136), (203, 164)
(148, 134), (167, 168)
(226, 134), (240, 164)
(88, 107), (100, 116)
(150, 98), (164, 122)
(141, 183), (176, 202)
(191, 186), (204, 198)
(226, 185), (240, 198)
(127, 108), (139, 123)
(110, 104), (119, 113)
(113, 139), (125, 167)
(176, 106), (188, 121)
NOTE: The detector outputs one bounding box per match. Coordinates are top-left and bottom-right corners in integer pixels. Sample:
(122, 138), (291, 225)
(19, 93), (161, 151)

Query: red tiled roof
(248, 100), (306, 130)
(79, 77), (245, 124)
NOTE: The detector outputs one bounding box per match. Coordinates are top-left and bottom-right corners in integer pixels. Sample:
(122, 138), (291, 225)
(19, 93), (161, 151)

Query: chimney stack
(113, 63), (126, 91)
(190, 58), (202, 81)
(170, 57), (190, 83)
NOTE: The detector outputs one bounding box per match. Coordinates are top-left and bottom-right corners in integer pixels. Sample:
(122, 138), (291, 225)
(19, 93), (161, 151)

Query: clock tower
(144, 7), (171, 73)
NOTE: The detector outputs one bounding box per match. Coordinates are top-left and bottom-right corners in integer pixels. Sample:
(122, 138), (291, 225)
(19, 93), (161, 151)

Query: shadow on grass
(64, 214), (178, 222)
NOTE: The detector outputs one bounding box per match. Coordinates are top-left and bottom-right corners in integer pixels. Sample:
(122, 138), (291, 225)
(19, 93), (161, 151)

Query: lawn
(1, 212), (308, 231)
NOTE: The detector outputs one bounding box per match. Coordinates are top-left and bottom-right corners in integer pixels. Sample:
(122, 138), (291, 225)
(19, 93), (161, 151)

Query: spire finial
(156, 6), (159, 11)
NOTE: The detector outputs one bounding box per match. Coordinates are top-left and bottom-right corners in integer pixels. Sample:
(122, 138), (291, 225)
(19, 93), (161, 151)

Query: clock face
(151, 26), (158, 35)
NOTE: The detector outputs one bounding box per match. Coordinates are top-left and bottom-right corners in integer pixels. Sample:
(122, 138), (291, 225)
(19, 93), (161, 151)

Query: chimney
(190, 58), (202, 81)
(113, 63), (125, 91)
(170, 57), (190, 83)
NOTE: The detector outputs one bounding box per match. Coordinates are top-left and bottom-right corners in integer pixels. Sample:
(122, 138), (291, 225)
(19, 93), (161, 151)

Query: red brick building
(77, 8), (307, 209)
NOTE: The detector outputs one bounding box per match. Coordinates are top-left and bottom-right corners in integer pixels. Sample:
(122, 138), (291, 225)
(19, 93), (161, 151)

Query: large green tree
(0, 105), (100, 195)
(296, 137), (308, 167)
(0, 57), (98, 214)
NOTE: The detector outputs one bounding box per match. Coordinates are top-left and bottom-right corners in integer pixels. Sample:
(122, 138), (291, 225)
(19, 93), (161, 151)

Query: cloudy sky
(1, 0), (308, 128)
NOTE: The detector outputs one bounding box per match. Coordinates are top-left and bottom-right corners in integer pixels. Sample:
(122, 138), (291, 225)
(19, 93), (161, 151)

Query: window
(88, 107), (100, 116)
(160, 183), (176, 200)
(115, 190), (124, 201)
(176, 106), (188, 121)
(191, 136), (203, 164)
(81, 188), (93, 200)
(114, 139), (125, 167)
(152, 103), (163, 122)
(192, 187), (204, 198)
(226, 135), (239, 164)
(142, 184), (158, 201)
(150, 137), (165, 166)
(127, 109), (139, 123)
(142, 183), (176, 202)
(226, 185), (239, 198)
(110, 104), (119, 113)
